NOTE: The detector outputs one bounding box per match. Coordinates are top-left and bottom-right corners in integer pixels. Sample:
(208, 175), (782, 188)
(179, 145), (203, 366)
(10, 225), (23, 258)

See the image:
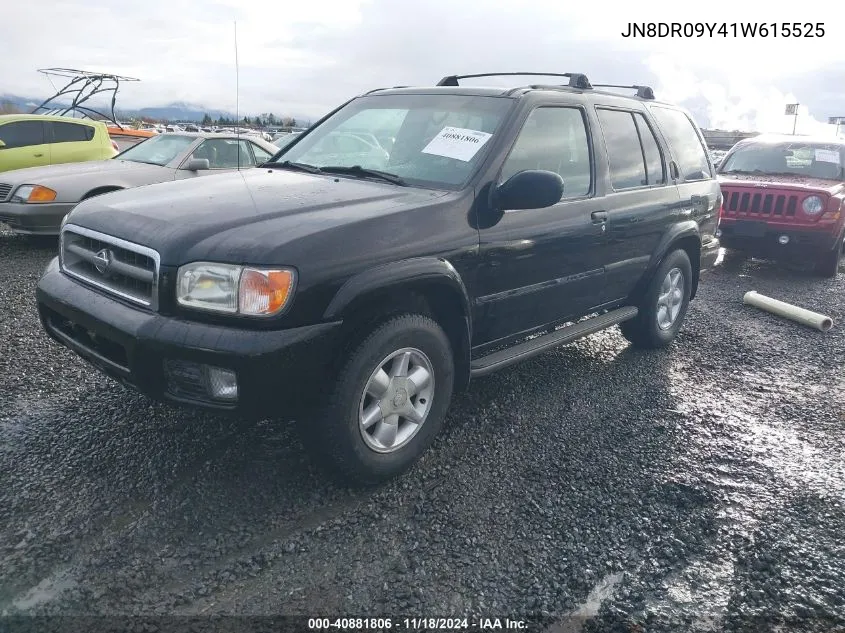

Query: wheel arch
(634, 222), (701, 302)
(323, 257), (473, 391)
(81, 185), (124, 200)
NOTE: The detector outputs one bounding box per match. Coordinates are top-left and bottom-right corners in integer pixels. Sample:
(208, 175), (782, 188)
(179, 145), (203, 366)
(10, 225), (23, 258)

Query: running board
(470, 306), (639, 377)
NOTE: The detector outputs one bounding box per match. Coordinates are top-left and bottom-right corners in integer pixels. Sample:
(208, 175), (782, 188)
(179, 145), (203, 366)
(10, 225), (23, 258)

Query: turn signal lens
(238, 268), (295, 316)
(13, 184), (57, 203)
(27, 185), (57, 203)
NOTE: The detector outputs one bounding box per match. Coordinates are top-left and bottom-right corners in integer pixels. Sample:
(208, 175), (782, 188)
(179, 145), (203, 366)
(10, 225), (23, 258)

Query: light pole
(785, 104), (800, 134)
(828, 117), (845, 138)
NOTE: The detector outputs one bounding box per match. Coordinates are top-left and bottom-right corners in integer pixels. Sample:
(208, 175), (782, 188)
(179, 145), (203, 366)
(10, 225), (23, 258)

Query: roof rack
(363, 85), (411, 95)
(436, 72), (593, 90)
(591, 84), (655, 100)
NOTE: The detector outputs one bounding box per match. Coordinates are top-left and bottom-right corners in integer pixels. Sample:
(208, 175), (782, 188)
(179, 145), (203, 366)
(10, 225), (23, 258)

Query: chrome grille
(0, 184), (12, 201)
(60, 225), (160, 310)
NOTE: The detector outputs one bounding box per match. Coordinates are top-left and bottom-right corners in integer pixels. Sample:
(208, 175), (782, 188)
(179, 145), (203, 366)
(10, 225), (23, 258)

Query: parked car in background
(272, 131), (302, 150)
(716, 134), (845, 276)
(35, 72), (720, 483)
(0, 132), (276, 234)
(0, 114), (117, 173)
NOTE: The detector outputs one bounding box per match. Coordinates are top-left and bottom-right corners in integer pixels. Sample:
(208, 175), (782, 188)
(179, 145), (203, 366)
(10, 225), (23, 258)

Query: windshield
(116, 134), (196, 166)
(273, 94), (514, 189)
(720, 141), (845, 181)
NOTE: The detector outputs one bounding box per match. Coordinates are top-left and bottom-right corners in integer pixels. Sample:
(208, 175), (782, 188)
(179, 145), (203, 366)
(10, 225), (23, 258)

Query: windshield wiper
(722, 169), (764, 175)
(318, 165), (408, 186)
(262, 160), (323, 174)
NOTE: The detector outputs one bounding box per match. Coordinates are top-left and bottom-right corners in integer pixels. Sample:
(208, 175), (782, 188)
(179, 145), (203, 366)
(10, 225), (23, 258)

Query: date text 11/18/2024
(307, 617), (529, 630)
(621, 22), (825, 38)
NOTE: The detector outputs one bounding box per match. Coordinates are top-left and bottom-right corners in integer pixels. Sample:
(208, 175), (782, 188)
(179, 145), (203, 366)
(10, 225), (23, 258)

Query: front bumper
(0, 201), (75, 235)
(719, 220), (841, 260)
(36, 257), (342, 417)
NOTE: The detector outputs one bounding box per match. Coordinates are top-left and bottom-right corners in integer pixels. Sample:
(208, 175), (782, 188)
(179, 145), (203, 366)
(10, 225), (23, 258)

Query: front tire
(303, 313), (454, 484)
(621, 249), (692, 349)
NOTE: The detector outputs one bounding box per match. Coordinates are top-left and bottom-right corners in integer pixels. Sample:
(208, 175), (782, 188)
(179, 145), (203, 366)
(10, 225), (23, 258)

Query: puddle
(545, 572), (623, 632)
(5, 568), (77, 612)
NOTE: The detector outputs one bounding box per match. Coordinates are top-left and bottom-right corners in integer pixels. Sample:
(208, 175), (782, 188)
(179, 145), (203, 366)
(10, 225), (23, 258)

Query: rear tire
(301, 313), (454, 485)
(621, 249), (692, 349)
(815, 240), (843, 278)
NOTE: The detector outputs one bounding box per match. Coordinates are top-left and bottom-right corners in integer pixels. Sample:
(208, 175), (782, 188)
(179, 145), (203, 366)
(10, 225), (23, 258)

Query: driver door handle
(591, 211), (608, 223)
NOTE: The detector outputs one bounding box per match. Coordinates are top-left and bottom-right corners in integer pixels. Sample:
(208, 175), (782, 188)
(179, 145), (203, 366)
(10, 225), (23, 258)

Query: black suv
(36, 72), (721, 483)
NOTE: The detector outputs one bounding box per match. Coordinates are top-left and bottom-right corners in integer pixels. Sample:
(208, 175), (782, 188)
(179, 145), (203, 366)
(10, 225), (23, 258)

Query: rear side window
(596, 108), (647, 189)
(51, 121), (96, 143)
(500, 106), (592, 199)
(0, 120), (46, 148)
(633, 113), (666, 185)
(649, 106), (711, 181)
(251, 143), (272, 164)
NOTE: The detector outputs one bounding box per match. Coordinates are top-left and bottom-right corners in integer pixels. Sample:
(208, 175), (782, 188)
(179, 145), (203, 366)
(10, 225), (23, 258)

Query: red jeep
(716, 135), (845, 277)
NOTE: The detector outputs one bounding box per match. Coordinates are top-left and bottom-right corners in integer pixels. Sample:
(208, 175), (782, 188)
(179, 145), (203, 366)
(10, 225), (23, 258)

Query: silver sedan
(0, 132), (278, 235)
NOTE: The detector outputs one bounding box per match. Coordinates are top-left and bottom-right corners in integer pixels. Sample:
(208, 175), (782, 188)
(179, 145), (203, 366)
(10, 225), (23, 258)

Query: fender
(323, 256), (473, 328)
(634, 220), (701, 299)
(81, 186), (124, 200)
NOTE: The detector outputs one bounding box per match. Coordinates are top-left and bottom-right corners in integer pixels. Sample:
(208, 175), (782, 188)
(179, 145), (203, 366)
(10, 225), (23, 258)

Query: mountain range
(0, 94), (317, 125)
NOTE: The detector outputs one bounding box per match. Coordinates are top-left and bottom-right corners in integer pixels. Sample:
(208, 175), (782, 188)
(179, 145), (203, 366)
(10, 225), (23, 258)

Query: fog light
(715, 228), (722, 238)
(205, 366), (238, 401)
(163, 359), (238, 403)
(778, 235), (790, 245)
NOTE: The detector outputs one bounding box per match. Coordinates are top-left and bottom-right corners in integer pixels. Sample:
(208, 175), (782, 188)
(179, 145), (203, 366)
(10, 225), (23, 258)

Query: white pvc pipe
(743, 291), (833, 332)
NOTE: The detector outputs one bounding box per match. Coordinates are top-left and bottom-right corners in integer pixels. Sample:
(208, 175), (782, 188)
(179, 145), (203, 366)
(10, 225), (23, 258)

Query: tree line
(199, 113), (301, 128)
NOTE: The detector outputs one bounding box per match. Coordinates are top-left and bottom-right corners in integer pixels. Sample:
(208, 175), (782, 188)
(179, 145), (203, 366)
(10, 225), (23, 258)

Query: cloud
(1, 0), (843, 130)
(646, 55), (842, 137)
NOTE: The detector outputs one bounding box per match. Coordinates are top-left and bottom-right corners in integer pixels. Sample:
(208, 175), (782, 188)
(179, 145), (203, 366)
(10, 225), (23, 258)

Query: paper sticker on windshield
(422, 127), (493, 162)
(815, 149), (840, 164)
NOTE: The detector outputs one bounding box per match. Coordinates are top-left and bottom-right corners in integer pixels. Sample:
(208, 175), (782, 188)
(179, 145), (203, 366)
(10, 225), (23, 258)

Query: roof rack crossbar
(592, 84), (655, 100)
(436, 72), (592, 90)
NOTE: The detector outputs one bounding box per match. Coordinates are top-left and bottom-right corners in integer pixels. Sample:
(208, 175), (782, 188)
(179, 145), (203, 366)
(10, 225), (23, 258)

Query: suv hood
(718, 173), (845, 195)
(64, 168), (448, 265)
(0, 159), (160, 186)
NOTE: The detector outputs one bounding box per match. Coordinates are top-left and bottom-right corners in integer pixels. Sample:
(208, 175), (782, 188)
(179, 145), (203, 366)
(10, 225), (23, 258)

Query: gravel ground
(1, 227), (844, 632)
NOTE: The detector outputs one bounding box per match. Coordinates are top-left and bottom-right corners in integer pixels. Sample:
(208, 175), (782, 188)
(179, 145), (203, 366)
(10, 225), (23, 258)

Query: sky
(2, 0), (844, 135)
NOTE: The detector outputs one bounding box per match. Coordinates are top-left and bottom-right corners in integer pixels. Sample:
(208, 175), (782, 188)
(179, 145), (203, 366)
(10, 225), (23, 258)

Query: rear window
(51, 121), (96, 143)
(649, 106), (712, 181)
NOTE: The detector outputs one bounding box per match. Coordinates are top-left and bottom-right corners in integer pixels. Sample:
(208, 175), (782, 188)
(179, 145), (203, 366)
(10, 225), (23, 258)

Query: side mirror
(185, 158), (210, 171)
(496, 170), (564, 210)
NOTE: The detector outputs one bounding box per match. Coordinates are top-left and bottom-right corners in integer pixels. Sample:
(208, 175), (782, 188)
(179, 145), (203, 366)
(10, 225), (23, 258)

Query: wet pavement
(1, 228), (844, 632)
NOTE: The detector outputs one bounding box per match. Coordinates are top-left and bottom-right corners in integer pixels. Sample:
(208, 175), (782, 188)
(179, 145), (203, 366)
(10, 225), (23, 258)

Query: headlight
(11, 184), (57, 203)
(176, 262), (296, 316)
(802, 195), (824, 216)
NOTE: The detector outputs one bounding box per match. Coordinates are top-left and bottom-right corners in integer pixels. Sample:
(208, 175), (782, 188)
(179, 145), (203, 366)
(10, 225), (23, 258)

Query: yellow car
(0, 114), (117, 173)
